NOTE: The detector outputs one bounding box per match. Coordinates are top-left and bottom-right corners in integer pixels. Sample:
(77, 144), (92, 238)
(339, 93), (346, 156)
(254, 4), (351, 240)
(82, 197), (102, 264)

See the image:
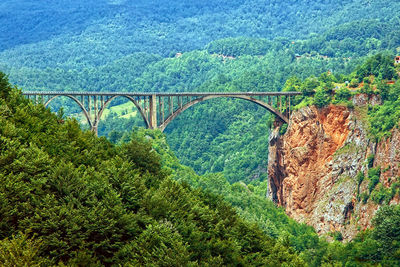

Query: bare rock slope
(268, 100), (400, 240)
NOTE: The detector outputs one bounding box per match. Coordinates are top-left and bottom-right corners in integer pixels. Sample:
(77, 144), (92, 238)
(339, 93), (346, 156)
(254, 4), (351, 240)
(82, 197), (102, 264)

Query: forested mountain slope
(2, 0), (400, 69)
(0, 73), (306, 266)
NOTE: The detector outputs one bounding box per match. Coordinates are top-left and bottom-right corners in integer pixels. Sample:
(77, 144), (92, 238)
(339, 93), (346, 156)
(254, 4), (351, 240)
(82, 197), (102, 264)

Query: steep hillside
(267, 56), (400, 240)
(268, 101), (400, 239)
(0, 72), (305, 265)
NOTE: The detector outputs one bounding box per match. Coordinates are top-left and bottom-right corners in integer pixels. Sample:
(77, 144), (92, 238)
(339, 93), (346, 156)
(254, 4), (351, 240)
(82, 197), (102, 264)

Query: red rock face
(268, 103), (400, 240)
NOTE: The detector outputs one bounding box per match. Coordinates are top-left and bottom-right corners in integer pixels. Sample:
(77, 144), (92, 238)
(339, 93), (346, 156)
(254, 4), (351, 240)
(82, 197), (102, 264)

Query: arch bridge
(22, 91), (301, 135)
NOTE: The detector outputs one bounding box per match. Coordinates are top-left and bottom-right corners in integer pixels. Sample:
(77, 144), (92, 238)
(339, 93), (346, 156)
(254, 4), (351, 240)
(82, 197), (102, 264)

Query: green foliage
(357, 171), (365, 185)
(1, 1), (400, 264)
(206, 37), (273, 57)
(8, 2), (399, 184)
(355, 53), (396, 81)
(360, 192), (370, 204)
(368, 81), (400, 141)
(283, 76), (302, 92)
(8, 46), (355, 183)
(313, 87), (331, 108)
(0, 72), (12, 100)
(0, 78), (305, 266)
(333, 87), (352, 104)
(3, 0), (400, 69)
(0, 233), (46, 267)
(0, 0), (399, 191)
(137, 129), (323, 261)
(279, 123), (288, 135)
(348, 78), (359, 88)
(356, 171), (365, 201)
(368, 167), (381, 193)
(306, 205), (400, 265)
(371, 178), (400, 205)
(367, 154), (375, 168)
(286, 53), (400, 143)
(360, 82), (374, 95)
(331, 231), (344, 242)
(371, 184), (390, 204)
(300, 76), (320, 96)
(372, 205), (400, 259)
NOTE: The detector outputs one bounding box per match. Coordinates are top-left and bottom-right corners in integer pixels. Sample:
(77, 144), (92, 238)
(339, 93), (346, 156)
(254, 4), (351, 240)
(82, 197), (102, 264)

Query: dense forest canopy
(0, 73), (306, 266)
(1, 0), (400, 69)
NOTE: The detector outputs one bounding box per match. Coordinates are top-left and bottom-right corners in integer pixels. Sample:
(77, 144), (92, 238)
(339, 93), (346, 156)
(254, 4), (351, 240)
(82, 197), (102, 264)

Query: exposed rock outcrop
(268, 99), (400, 240)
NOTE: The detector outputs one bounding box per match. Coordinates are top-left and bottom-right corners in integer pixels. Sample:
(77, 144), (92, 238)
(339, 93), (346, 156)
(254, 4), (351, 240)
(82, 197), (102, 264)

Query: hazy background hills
(2, 0), (400, 68)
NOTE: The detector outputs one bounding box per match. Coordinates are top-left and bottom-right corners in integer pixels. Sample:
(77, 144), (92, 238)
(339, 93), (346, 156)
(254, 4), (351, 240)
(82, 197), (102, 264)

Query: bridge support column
(149, 94), (157, 129)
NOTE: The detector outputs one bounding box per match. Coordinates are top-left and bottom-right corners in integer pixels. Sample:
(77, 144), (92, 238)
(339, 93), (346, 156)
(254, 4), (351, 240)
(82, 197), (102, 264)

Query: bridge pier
(149, 94), (157, 129)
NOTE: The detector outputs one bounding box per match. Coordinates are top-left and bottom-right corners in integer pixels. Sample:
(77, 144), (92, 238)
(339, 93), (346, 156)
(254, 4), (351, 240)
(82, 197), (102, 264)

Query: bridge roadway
(23, 91), (302, 135)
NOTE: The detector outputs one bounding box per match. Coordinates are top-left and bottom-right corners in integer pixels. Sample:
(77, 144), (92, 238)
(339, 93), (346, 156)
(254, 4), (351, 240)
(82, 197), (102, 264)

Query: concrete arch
(45, 94), (93, 128)
(159, 94), (288, 132)
(97, 95), (150, 128)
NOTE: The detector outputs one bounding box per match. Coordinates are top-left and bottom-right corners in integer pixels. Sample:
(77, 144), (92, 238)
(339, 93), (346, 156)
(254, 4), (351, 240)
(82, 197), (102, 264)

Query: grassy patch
(353, 105), (369, 131)
(334, 143), (359, 158)
(71, 102), (139, 124)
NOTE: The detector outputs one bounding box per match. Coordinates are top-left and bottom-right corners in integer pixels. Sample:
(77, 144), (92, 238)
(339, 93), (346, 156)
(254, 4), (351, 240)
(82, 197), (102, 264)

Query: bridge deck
(22, 91), (302, 96)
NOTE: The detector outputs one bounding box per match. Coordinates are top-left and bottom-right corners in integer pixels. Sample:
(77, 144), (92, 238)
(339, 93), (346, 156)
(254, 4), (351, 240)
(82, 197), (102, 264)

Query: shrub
(300, 77), (320, 96)
(346, 101), (355, 109)
(368, 84), (400, 141)
(331, 231), (344, 241)
(279, 123), (288, 135)
(356, 53), (396, 81)
(370, 184), (386, 204)
(361, 83), (374, 95)
(372, 205), (400, 257)
(356, 171), (365, 200)
(0, 233), (46, 267)
(333, 87), (352, 104)
(313, 87), (331, 108)
(349, 78), (359, 88)
(360, 192), (369, 204)
(357, 171), (365, 185)
(363, 77), (371, 84)
(368, 167), (381, 193)
(367, 154), (375, 168)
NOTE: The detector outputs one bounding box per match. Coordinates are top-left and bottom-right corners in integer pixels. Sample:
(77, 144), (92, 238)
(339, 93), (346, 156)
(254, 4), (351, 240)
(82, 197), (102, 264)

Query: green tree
(313, 87), (331, 108)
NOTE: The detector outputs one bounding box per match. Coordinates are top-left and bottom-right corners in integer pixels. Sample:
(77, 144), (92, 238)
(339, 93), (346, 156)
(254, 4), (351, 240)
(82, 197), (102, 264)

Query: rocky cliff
(268, 96), (400, 240)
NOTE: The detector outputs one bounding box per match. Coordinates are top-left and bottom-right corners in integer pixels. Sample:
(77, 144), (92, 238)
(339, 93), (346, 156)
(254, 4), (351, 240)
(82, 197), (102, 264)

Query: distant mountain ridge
(2, 0), (400, 69)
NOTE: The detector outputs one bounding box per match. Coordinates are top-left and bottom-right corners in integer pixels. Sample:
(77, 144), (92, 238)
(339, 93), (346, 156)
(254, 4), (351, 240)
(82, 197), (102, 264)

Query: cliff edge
(268, 97), (400, 240)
